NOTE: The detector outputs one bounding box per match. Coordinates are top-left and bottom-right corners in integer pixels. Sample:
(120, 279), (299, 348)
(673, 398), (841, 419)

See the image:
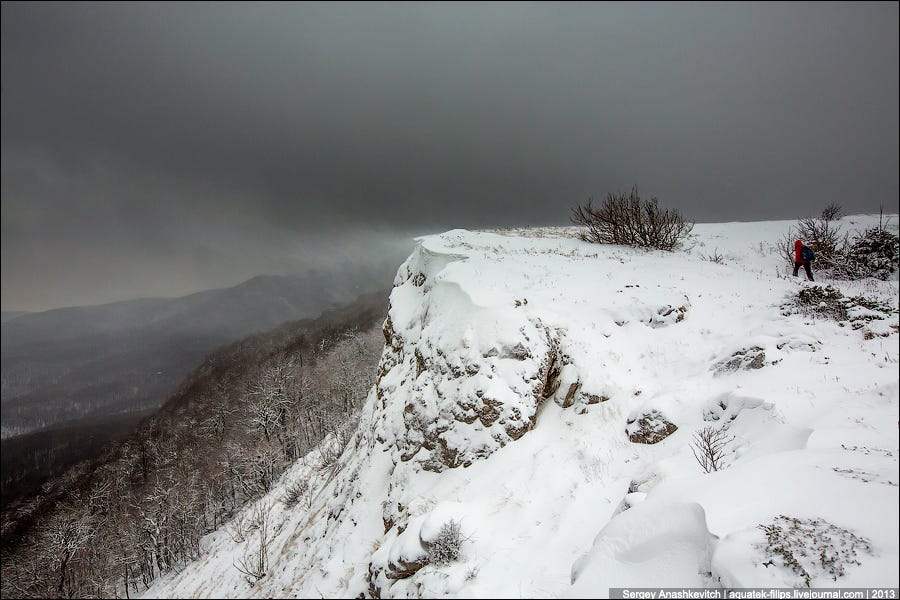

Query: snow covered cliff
(143, 215), (899, 598)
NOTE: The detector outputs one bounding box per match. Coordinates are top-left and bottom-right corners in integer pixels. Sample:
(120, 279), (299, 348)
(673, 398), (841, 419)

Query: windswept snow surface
(143, 215), (899, 598)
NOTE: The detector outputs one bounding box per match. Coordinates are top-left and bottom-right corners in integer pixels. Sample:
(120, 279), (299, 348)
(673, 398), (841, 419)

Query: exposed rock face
(367, 550), (430, 598)
(372, 242), (558, 474)
(385, 555), (429, 580)
(625, 410), (678, 444)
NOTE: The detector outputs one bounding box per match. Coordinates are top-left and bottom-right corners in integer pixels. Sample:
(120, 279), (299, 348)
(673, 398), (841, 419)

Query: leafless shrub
(227, 509), (249, 543)
(245, 504), (268, 532)
(228, 502), (268, 545)
(820, 203), (844, 222)
(690, 425), (733, 473)
(281, 478), (310, 508)
(796, 216), (847, 265)
(233, 506), (269, 585)
(315, 421), (355, 475)
(776, 228), (798, 269)
(788, 204), (868, 277)
(702, 249), (725, 264)
(571, 185), (693, 251)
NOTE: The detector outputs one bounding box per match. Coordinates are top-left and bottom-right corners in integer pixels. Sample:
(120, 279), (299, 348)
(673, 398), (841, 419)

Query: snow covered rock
(702, 392), (766, 424)
(713, 346), (767, 374)
(372, 238), (562, 473)
(625, 409), (678, 444)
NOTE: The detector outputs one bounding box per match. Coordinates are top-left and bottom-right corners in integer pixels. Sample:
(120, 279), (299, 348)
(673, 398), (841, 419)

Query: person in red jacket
(793, 239), (814, 281)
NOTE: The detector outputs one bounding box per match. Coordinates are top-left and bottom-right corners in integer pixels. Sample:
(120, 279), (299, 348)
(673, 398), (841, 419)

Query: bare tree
(45, 510), (95, 597)
(197, 389), (239, 442)
(247, 362), (295, 442)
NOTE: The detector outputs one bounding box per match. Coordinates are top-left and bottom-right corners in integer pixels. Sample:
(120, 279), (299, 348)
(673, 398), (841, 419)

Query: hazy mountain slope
(0, 409), (151, 507)
(0, 289), (390, 598)
(143, 214), (898, 598)
(1, 261), (402, 437)
(0, 312), (29, 323)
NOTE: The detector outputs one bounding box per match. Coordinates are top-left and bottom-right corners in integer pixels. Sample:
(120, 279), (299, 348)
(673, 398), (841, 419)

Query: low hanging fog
(2, 2), (898, 312)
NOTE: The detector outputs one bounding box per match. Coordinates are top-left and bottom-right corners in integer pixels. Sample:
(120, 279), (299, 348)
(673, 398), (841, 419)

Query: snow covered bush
(845, 227), (899, 280)
(426, 520), (465, 566)
(787, 285), (896, 331)
(570, 185), (693, 250)
(794, 285), (850, 321)
(757, 516), (873, 587)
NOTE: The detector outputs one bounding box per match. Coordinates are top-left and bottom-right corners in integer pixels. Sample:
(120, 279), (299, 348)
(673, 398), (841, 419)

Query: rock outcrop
(372, 241), (561, 474)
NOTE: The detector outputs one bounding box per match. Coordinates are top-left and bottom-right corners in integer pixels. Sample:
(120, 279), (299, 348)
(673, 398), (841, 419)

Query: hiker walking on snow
(793, 239), (815, 281)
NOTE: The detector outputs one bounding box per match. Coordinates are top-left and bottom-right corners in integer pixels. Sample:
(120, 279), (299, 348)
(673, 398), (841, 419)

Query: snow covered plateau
(143, 215), (899, 598)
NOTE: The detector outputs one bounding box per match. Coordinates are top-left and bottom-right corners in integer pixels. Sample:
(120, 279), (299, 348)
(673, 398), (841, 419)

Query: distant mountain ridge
(1, 311), (30, 323)
(1, 260), (402, 437)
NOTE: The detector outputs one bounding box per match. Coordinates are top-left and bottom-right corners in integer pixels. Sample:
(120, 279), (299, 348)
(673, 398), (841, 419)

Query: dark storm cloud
(2, 2), (898, 310)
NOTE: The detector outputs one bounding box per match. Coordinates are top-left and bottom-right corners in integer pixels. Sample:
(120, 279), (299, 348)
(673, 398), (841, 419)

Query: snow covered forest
(1, 291), (388, 598)
(2, 214), (898, 598)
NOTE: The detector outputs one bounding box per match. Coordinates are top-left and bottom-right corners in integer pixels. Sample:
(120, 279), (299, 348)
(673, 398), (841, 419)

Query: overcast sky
(2, 2), (898, 311)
